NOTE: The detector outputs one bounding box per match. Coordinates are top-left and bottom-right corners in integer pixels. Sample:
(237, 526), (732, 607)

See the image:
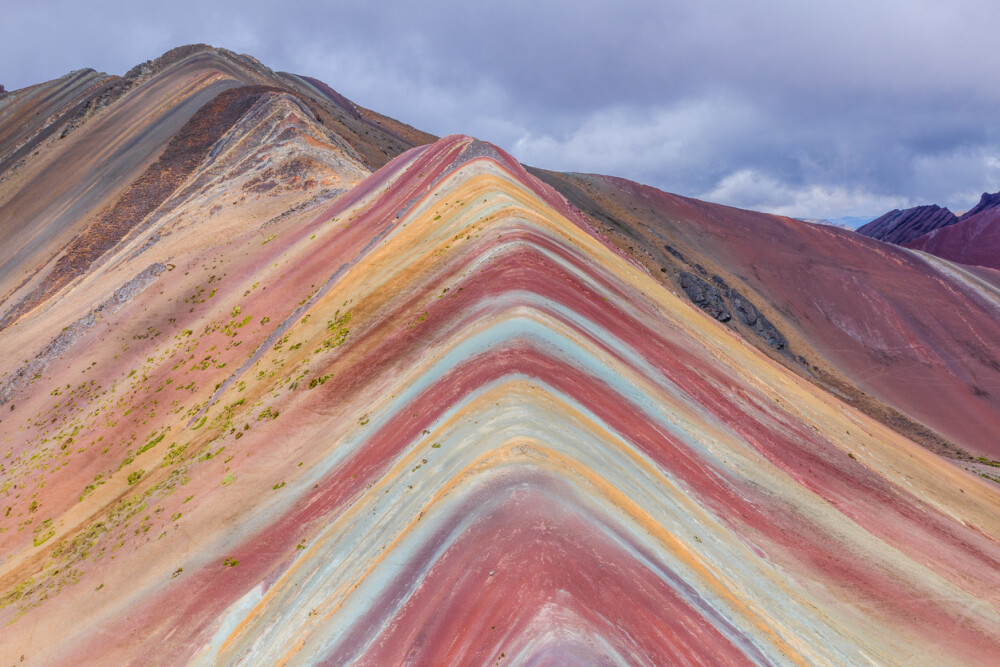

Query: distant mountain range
(858, 192), (1000, 270)
(796, 215), (870, 229)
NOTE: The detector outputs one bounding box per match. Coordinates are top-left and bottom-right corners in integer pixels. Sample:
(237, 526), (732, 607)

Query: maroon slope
(857, 204), (958, 245)
(530, 168), (1000, 459)
(907, 205), (1000, 271)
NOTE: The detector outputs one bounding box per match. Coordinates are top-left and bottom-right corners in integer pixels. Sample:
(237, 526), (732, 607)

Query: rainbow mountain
(1, 45), (999, 665)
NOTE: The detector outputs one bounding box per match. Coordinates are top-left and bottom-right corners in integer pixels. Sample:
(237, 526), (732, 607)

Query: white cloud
(288, 41), (520, 145)
(701, 169), (911, 219)
(506, 97), (759, 184)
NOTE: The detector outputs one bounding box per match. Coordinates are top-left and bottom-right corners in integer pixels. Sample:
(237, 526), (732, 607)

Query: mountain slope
(860, 190), (1000, 272)
(959, 191), (1000, 221)
(856, 204), (958, 245)
(1, 48), (999, 666)
(907, 196), (1000, 271)
(0, 44), (433, 329)
(530, 169), (1000, 461)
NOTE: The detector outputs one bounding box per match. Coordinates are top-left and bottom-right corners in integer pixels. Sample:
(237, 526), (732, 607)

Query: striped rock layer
(530, 171), (1000, 462)
(1, 50), (1000, 667)
(856, 205), (958, 246)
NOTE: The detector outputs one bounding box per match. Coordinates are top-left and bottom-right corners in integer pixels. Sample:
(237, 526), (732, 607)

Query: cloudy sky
(3, 0), (999, 223)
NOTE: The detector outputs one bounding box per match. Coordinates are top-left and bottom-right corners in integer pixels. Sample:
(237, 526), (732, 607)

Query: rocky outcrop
(857, 205), (958, 245)
(677, 271), (788, 351)
(712, 275), (788, 351)
(679, 272), (731, 321)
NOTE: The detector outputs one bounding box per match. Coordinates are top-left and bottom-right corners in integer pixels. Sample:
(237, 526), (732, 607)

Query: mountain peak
(959, 190), (1000, 220)
(3, 45), (1000, 666)
(856, 203), (957, 245)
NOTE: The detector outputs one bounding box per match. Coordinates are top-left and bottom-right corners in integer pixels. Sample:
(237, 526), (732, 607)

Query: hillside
(859, 191), (1000, 273)
(907, 194), (1000, 271)
(1, 46), (999, 665)
(856, 204), (958, 245)
(531, 170), (1000, 460)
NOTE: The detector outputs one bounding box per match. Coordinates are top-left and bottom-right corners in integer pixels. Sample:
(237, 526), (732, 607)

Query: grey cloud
(2, 0), (999, 221)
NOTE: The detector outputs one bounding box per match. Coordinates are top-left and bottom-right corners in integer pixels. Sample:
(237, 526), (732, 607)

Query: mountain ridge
(907, 205), (1000, 271)
(856, 204), (959, 245)
(960, 191), (1000, 220)
(1, 45), (999, 665)
(858, 189), (1000, 271)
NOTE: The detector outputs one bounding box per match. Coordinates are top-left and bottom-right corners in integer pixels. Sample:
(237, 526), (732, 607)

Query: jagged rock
(679, 272), (731, 322)
(730, 293), (758, 326)
(663, 243), (687, 263)
(730, 290), (787, 350)
(710, 274), (788, 351)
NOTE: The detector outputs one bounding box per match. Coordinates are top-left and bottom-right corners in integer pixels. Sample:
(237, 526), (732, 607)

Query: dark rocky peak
(856, 204), (958, 245)
(959, 191), (1000, 220)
